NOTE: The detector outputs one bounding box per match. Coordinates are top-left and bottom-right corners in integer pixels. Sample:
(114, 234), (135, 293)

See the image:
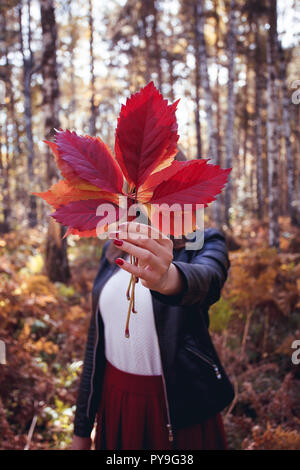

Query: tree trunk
(298, 104), (300, 226)
(88, 0), (97, 135)
(195, 0), (222, 228)
(0, 122), (10, 233)
(214, 1), (222, 168)
(242, 59), (249, 176)
(213, 0), (223, 228)
(152, 0), (162, 91)
(18, 0), (37, 228)
(168, 55), (175, 102)
(141, 12), (151, 84)
(296, 105), (300, 226)
(2, 98), (11, 233)
(193, 1), (202, 159)
(67, 0), (76, 128)
(3, 10), (23, 210)
(40, 0), (70, 282)
(224, 0), (236, 228)
(195, 0), (218, 163)
(266, 0), (280, 248)
(1, 14), (12, 233)
(278, 40), (297, 225)
(254, 18), (264, 220)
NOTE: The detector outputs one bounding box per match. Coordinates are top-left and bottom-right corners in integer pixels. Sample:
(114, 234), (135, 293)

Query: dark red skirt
(95, 359), (228, 450)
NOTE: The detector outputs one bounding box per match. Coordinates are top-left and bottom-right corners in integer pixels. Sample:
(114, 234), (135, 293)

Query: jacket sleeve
(73, 241), (109, 438)
(150, 228), (230, 307)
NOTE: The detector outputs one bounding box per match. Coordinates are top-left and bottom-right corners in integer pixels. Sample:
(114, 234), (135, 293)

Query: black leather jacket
(73, 228), (235, 444)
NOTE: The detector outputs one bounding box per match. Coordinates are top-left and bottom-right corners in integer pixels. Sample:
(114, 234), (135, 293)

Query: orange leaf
(33, 180), (119, 209)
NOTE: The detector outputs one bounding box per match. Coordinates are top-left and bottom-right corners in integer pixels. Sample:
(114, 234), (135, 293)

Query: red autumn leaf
(115, 81), (180, 191)
(51, 199), (124, 231)
(142, 202), (197, 237)
(148, 159), (232, 209)
(137, 159), (183, 203)
(43, 140), (98, 190)
(55, 130), (124, 194)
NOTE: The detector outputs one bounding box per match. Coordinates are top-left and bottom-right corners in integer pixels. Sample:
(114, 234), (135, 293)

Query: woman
(71, 220), (235, 450)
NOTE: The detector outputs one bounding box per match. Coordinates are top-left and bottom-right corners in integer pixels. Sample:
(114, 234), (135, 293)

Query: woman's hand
(108, 222), (184, 296)
(71, 435), (92, 450)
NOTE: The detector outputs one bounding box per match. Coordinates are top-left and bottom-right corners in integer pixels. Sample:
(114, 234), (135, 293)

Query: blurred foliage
(243, 423), (300, 450)
(212, 217), (300, 450)
(0, 228), (104, 449)
(210, 297), (236, 333)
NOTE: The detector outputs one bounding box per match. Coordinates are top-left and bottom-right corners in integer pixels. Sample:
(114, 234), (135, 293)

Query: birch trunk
(18, 0), (37, 227)
(242, 59), (249, 175)
(195, 0), (218, 163)
(168, 55), (175, 102)
(0, 125), (5, 231)
(40, 0), (70, 282)
(254, 19), (264, 220)
(1, 14), (12, 232)
(298, 104), (300, 225)
(152, 0), (162, 91)
(67, 0), (76, 128)
(88, 0), (96, 136)
(141, 12), (151, 84)
(278, 40), (297, 225)
(266, 0), (280, 248)
(2, 98), (11, 233)
(195, 0), (222, 227)
(224, 0), (236, 227)
(214, 0), (223, 228)
(214, 0), (222, 168)
(193, 1), (202, 158)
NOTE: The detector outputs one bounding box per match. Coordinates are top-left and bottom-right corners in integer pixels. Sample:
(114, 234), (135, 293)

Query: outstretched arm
(152, 228), (230, 307)
(108, 223), (229, 308)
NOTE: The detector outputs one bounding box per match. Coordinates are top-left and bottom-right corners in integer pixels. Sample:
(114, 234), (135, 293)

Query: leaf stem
(124, 274), (137, 338)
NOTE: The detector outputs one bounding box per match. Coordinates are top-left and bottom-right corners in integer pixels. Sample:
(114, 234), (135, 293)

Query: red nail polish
(113, 239), (123, 246)
(115, 258), (124, 266)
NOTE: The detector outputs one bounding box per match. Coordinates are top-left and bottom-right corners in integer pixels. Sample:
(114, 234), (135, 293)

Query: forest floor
(0, 217), (300, 450)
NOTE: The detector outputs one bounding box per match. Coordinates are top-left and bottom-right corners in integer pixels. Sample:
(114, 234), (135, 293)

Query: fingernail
(109, 231), (119, 239)
(113, 239), (123, 246)
(115, 258), (124, 266)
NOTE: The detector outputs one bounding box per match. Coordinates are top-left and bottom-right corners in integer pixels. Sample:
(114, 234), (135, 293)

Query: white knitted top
(98, 256), (163, 376)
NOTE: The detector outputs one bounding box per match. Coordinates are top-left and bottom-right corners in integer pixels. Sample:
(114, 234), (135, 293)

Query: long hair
(106, 147), (188, 264)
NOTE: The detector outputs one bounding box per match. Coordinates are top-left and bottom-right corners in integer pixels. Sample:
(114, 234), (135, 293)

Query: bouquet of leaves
(34, 81), (231, 337)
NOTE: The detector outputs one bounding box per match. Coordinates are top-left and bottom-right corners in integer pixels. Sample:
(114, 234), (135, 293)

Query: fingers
(113, 238), (162, 271)
(108, 222), (174, 289)
(109, 221), (173, 257)
(109, 230), (162, 257)
(115, 256), (157, 285)
(119, 221), (169, 242)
